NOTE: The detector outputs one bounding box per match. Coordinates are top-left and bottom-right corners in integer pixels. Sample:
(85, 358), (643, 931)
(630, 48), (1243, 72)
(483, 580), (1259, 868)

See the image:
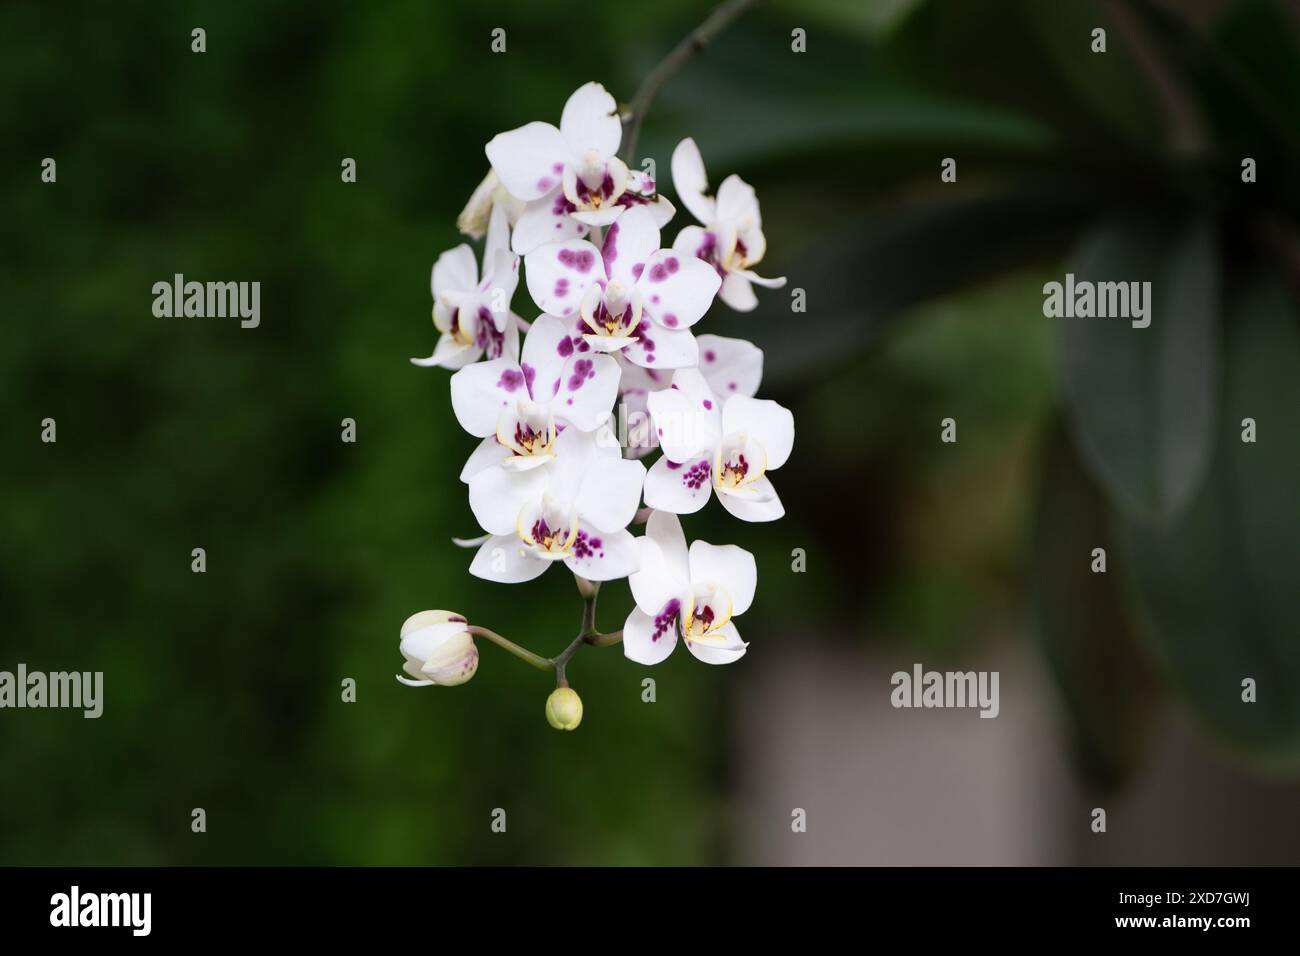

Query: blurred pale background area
(2, 0), (1297, 864)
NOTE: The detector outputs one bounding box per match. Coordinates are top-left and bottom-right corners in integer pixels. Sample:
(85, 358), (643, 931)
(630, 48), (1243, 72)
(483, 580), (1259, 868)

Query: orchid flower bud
(545, 686), (583, 730)
(397, 610), (478, 687)
(457, 170), (523, 240)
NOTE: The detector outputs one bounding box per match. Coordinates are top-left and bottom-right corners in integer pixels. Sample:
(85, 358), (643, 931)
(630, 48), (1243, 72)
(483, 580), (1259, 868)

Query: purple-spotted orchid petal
(623, 512), (754, 665)
(414, 205), (522, 368)
(526, 206), (716, 369)
(616, 335), (762, 458)
(468, 445), (645, 585)
(643, 371), (793, 523)
(670, 138), (786, 312)
(486, 82), (661, 255)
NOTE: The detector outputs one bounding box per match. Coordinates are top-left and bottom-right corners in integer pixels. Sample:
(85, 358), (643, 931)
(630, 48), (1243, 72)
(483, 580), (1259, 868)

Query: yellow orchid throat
(682, 585), (734, 640)
(713, 435), (767, 491)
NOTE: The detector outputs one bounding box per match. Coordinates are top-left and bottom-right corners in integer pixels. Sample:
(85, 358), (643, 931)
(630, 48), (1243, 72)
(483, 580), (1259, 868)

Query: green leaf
(1020, 0), (1166, 146)
(1198, 0), (1300, 150)
(1060, 217), (1220, 523)
(1030, 418), (1161, 790)
(1121, 277), (1300, 763)
(748, 185), (1100, 385)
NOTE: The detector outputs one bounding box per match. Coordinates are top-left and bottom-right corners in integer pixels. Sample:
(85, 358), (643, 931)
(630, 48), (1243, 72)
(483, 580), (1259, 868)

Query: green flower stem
(556, 577), (603, 685)
(468, 579), (623, 684)
(585, 630), (623, 648)
(466, 624), (553, 672)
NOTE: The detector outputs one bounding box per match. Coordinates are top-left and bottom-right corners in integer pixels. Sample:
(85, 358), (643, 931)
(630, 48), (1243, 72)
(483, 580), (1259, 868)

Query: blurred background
(2, 0), (1297, 865)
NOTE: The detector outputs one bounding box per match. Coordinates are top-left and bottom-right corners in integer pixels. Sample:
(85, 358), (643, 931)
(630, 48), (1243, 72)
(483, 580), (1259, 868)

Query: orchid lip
(582, 333), (635, 353)
(682, 583), (734, 640)
(495, 400), (557, 460)
(580, 280), (644, 345)
(563, 155), (629, 212)
(713, 432), (768, 492)
(515, 497), (580, 557)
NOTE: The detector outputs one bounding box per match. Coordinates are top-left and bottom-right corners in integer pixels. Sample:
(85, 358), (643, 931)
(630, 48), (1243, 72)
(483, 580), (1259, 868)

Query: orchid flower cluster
(399, 81), (793, 730)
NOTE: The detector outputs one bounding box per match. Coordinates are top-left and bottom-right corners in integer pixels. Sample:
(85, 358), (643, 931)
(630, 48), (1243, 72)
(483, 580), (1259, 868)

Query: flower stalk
(466, 577), (624, 685)
(466, 625), (553, 672)
(619, 0), (762, 164)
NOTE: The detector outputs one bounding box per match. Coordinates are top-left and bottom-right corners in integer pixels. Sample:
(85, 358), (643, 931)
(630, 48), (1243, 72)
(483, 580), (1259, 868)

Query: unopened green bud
(545, 686), (583, 731)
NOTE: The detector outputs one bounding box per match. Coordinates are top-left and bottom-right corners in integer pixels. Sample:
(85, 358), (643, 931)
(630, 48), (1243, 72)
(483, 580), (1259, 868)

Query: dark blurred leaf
(748, 184), (1101, 385)
(1030, 418), (1161, 790)
(639, 19), (1056, 172)
(1121, 277), (1300, 763)
(1060, 217), (1219, 523)
(1195, 0), (1300, 151)
(648, 88), (1055, 172)
(1021, 0), (1166, 146)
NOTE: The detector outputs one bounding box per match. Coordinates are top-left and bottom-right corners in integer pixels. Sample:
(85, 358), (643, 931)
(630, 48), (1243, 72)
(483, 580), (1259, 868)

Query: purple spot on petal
(573, 529), (606, 561)
(632, 262), (644, 280)
(681, 459), (711, 490)
(557, 336), (574, 357)
(703, 400), (712, 410)
(558, 248), (596, 273)
(704, 350), (716, 363)
(497, 369), (524, 392)
(567, 358), (595, 391)
(602, 222), (620, 273)
(664, 313), (678, 327)
(651, 599), (681, 641)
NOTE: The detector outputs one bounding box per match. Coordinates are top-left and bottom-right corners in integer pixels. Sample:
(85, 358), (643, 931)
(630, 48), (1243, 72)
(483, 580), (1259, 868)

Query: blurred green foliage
(2, 0), (1298, 865)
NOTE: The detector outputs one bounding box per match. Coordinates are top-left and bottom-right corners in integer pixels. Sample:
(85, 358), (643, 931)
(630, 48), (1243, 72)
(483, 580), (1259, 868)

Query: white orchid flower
(524, 205), (721, 371)
(617, 333), (764, 457)
(450, 314), (620, 484)
(670, 137), (785, 312)
(485, 82), (674, 255)
(468, 432), (646, 584)
(623, 511), (755, 665)
(643, 368), (793, 522)
(397, 610), (479, 687)
(413, 204), (522, 369)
